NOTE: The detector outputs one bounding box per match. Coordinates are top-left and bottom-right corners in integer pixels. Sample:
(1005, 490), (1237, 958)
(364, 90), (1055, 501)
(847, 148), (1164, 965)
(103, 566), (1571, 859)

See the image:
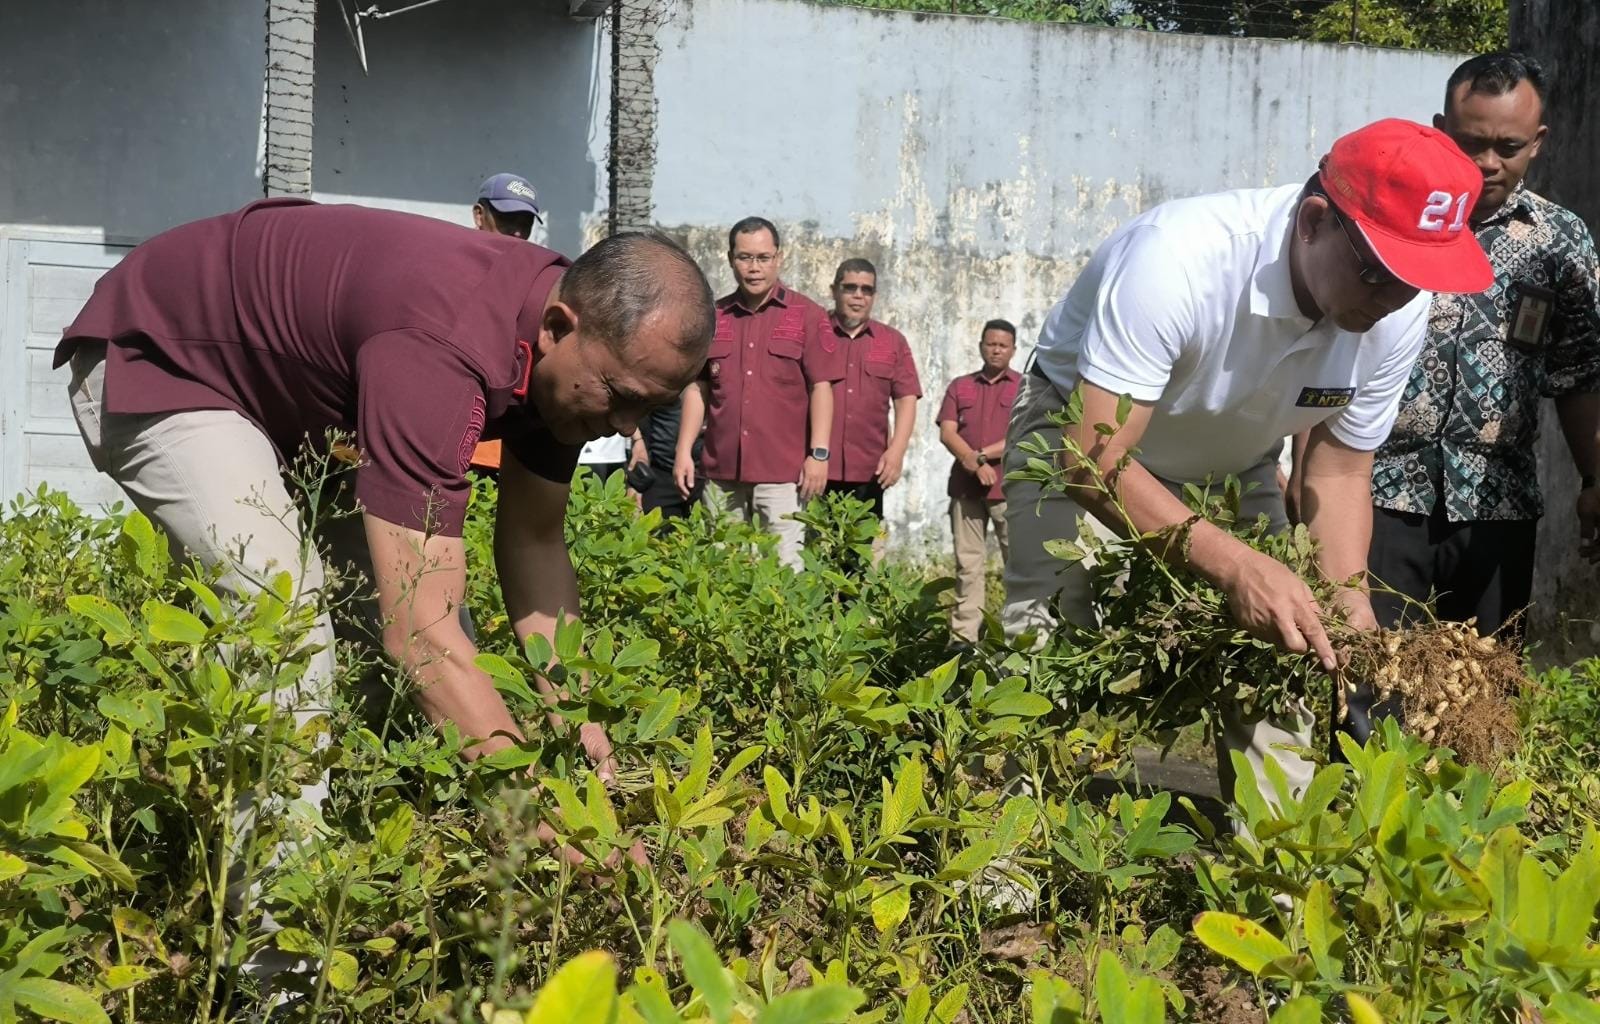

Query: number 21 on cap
(1419, 191), (1471, 233)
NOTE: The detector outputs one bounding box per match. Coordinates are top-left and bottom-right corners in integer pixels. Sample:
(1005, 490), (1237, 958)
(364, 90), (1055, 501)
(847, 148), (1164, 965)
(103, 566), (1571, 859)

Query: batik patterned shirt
(1372, 185), (1600, 522)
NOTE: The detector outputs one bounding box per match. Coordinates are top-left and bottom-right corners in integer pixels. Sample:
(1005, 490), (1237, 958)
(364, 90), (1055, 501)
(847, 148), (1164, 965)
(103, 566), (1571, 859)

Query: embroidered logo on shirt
(458, 395), (487, 473)
(1296, 386), (1356, 408)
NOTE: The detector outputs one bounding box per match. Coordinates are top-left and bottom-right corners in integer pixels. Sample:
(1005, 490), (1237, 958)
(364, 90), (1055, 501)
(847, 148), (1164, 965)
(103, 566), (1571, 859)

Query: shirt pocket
(766, 333), (805, 387)
(864, 358), (896, 389)
(704, 338), (736, 390)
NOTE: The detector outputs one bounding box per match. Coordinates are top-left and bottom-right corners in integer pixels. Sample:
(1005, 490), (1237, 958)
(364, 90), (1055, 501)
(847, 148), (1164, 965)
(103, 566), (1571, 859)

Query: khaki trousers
(68, 343), (362, 984)
(703, 479), (805, 570)
(949, 496), (1009, 642)
(999, 370), (1315, 809)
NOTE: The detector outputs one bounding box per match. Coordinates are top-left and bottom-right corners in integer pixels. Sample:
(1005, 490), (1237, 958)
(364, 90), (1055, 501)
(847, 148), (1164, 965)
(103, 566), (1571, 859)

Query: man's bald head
(562, 231), (715, 359)
(527, 232), (715, 445)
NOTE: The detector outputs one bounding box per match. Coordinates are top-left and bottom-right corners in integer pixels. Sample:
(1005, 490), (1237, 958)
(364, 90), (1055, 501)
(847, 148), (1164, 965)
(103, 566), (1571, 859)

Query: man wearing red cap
(1001, 119), (1492, 803)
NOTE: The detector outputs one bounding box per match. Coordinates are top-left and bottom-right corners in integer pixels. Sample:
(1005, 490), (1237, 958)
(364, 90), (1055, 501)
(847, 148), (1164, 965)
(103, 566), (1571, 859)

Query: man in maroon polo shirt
(939, 320), (1021, 641)
(673, 216), (843, 568)
(821, 258), (922, 526)
(57, 202), (712, 973)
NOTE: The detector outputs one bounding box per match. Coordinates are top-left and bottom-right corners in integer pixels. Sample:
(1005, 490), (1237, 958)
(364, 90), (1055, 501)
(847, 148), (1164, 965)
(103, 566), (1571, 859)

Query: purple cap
(477, 173), (543, 221)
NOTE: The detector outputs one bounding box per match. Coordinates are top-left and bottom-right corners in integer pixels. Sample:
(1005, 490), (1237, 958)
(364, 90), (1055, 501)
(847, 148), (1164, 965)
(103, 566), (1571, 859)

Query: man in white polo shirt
(1002, 119), (1492, 802)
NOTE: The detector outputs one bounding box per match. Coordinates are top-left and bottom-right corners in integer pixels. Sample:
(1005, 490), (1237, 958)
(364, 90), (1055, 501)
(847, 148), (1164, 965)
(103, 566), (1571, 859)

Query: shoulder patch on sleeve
(458, 394), (487, 473)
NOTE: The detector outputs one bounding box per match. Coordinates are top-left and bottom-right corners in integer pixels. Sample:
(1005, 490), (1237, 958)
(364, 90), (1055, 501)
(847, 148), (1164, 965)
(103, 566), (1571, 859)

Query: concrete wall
(310, 0), (609, 257)
(0, 0), (266, 241)
(648, 0), (1461, 554)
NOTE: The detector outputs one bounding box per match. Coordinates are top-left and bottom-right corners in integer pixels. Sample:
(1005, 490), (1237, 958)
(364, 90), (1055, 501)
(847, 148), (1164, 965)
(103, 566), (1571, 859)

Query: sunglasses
(1325, 200), (1398, 287)
(837, 282), (876, 296)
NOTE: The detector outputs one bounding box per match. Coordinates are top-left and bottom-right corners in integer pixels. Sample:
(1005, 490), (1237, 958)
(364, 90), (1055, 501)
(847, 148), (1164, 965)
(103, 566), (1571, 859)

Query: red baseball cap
(1318, 119), (1493, 294)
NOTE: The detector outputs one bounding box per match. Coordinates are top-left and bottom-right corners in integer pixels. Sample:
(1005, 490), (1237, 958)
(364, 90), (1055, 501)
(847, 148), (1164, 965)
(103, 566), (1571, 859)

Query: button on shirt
(939, 368), (1020, 500)
(1032, 184), (1430, 483)
(55, 199), (579, 536)
(700, 284), (844, 484)
(826, 315), (922, 483)
(1373, 185), (1600, 522)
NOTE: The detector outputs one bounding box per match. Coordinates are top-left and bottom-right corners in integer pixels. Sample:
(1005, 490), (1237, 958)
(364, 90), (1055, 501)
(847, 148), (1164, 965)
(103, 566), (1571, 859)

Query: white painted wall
(648, 0), (1462, 555)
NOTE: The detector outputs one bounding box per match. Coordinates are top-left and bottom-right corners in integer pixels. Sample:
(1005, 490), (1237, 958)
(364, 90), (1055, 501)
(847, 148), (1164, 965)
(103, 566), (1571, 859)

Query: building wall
(0, 0), (266, 240)
(310, 0), (609, 257)
(648, 0), (1462, 555)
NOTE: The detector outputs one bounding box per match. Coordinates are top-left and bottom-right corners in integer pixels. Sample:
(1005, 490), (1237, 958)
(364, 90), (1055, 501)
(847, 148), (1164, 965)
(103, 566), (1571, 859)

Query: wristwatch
(808, 447), (830, 462)
(975, 452), (989, 466)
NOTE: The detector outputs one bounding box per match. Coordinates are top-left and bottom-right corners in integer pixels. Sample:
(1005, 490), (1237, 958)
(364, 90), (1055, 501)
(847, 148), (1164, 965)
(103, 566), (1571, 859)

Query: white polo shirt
(1034, 184), (1430, 483)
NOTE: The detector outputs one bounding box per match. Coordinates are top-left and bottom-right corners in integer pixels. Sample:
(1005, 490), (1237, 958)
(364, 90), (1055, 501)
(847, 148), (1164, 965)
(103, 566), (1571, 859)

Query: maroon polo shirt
(699, 283), (844, 484)
(938, 368), (1021, 501)
(55, 198), (579, 536)
(825, 315), (922, 483)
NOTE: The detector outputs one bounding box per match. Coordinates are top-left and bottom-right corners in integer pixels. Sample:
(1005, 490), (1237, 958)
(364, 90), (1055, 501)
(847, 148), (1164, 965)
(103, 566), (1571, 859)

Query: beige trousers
(949, 496), (1009, 642)
(68, 343), (363, 983)
(703, 478), (805, 570)
(999, 370), (1315, 809)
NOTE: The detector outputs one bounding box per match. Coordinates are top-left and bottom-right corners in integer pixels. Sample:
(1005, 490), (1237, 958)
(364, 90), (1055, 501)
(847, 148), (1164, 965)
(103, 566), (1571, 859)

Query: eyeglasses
(1325, 200), (1398, 287)
(732, 253), (776, 265)
(838, 283), (876, 296)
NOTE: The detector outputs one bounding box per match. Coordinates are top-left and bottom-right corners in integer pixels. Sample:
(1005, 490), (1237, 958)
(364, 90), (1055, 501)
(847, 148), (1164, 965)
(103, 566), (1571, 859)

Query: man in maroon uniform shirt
(58, 199), (712, 990)
(939, 321), (1021, 641)
(673, 217), (843, 568)
(822, 258), (921, 529)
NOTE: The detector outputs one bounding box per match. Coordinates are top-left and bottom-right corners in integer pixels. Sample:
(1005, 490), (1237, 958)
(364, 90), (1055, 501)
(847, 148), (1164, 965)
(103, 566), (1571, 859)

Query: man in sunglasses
(821, 258), (922, 526)
(1001, 119), (1491, 804)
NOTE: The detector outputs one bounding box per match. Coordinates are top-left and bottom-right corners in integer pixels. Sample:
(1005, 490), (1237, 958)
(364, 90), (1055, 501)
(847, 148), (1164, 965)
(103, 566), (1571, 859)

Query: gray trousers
(999, 370), (1316, 809)
(703, 478), (805, 570)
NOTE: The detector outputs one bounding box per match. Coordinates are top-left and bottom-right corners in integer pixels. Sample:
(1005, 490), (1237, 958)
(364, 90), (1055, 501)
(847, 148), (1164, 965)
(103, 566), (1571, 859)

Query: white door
(0, 234), (133, 511)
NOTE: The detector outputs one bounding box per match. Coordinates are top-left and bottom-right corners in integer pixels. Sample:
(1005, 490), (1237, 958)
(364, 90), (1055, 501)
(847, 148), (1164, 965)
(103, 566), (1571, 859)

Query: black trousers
(1343, 505), (1536, 742)
(824, 479), (886, 519)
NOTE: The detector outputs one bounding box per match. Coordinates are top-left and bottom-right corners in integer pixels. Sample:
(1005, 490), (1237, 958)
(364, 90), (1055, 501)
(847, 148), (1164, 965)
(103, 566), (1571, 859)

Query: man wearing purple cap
(1001, 119), (1492, 803)
(473, 171), (543, 240)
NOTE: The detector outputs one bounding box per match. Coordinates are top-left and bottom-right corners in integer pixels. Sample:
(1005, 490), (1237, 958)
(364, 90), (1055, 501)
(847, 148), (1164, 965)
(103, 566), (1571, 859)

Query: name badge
(1296, 386), (1356, 408)
(1508, 282), (1556, 351)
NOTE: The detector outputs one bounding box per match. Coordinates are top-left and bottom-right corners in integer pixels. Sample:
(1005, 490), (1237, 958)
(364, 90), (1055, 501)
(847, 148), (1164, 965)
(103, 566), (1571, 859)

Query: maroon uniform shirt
(825, 315), (922, 483)
(938, 368), (1021, 501)
(55, 199), (579, 536)
(699, 283), (844, 484)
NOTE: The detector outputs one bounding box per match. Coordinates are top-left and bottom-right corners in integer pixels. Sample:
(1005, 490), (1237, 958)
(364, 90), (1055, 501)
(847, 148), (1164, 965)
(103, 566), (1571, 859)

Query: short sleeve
(1075, 225), (1195, 402)
(937, 381), (961, 424)
(800, 303), (846, 385)
(353, 330), (483, 536)
(502, 417), (582, 484)
(1327, 296), (1430, 451)
(892, 335), (923, 399)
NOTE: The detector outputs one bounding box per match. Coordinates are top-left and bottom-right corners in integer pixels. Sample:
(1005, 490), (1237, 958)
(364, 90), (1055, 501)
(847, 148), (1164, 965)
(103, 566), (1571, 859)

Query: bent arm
(1296, 423), (1375, 589)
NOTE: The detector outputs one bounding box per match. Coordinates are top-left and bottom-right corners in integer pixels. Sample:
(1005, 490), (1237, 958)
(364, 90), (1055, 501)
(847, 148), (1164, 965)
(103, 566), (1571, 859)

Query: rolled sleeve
(1328, 299), (1429, 452)
(353, 330), (482, 535)
(1543, 223), (1600, 398)
(801, 304), (846, 385)
(1075, 226), (1192, 402)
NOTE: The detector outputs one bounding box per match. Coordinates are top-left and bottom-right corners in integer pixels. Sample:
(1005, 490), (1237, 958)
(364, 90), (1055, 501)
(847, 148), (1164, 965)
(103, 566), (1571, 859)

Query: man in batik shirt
(1352, 52), (1600, 737)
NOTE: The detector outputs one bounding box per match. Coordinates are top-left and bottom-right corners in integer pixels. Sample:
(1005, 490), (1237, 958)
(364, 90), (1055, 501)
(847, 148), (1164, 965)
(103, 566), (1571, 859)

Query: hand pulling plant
(1009, 389), (1524, 768)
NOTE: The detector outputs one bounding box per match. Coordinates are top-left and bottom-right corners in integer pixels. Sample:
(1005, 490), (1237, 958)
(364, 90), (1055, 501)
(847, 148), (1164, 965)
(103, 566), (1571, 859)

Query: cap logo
(1418, 190), (1471, 234)
(507, 181), (537, 202)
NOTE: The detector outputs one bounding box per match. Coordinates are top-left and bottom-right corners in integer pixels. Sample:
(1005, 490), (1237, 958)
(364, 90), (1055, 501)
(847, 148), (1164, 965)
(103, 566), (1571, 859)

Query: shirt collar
(1474, 182), (1536, 230)
(1249, 186), (1314, 328)
(829, 311), (875, 338)
(721, 281), (790, 315)
(975, 367), (1018, 385)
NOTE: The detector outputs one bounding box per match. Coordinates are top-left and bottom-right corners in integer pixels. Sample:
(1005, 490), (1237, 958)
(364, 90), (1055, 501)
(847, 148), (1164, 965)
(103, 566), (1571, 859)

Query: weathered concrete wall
(0, 0), (266, 240)
(1513, 2), (1600, 662)
(649, 0), (1460, 557)
(310, 0), (609, 257)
